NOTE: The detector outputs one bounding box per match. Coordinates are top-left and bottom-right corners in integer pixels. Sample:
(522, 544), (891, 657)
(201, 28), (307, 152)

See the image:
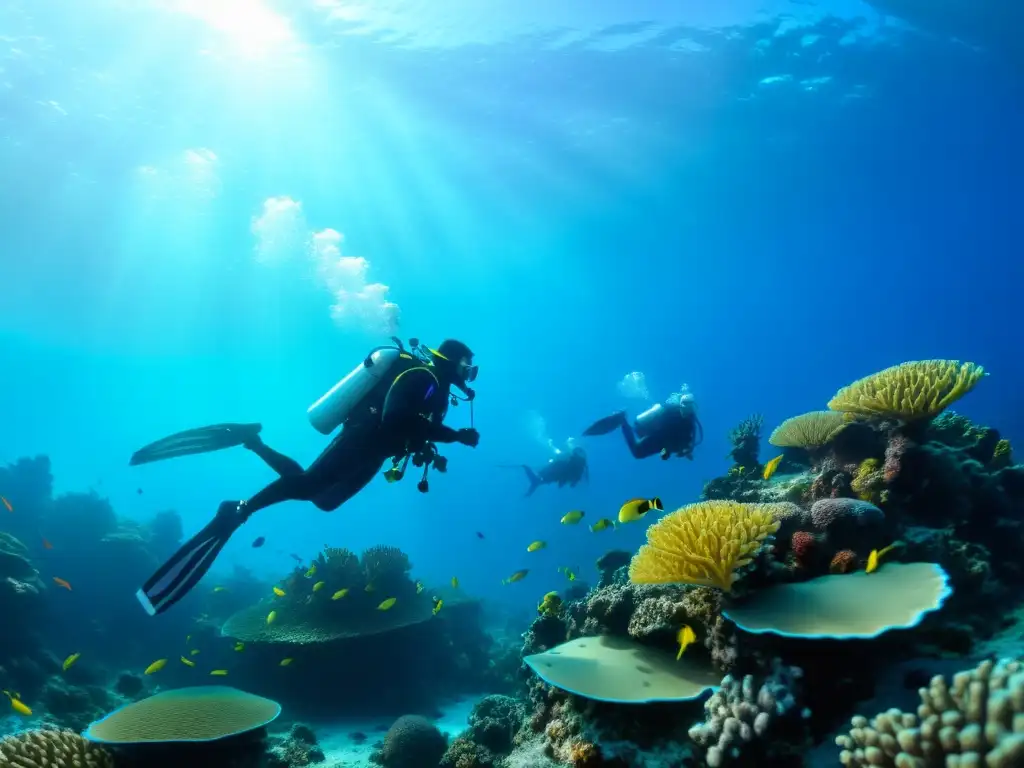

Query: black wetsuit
(622, 404), (699, 460)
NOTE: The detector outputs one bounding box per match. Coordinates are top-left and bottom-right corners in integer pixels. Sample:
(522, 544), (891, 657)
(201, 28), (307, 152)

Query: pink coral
(829, 550), (857, 574)
(790, 532), (815, 564)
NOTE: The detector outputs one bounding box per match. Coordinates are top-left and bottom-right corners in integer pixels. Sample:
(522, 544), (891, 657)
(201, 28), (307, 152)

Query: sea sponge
(769, 412), (847, 449)
(828, 360), (986, 421)
(829, 550), (858, 574)
(790, 532), (816, 565)
(83, 686), (280, 743)
(374, 715), (447, 768)
(836, 657), (1024, 767)
(0, 728), (114, 768)
(851, 459), (885, 503)
(629, 501), (780, 592)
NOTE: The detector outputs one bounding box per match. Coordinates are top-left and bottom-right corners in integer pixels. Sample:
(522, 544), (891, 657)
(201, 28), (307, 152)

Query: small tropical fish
(305, 565), (317, 578)
(272, 586), (286, 597)
(866, 542), (900, 574)
(137, 488), (143, 495)
(676, 624), (696, 660)
(762, 455), (784, 481)
(280, 658), (294, 667)
(451, 577), (459, 589)
(590, 518), (614, 533)
(1, 496), (12, 512)
(378, 598), (397, 611)
(561, 510), (585, 525)
(618, 497), (663, 524)
(365, 583), (375, 593)
(251, 536), (266, 548)
(503, 570), (529, 584)
(210, 670), (228, 676)
(42, 538), (53, 550)
(432, 597), (443, 615)
(331, 588), (349, 600)
(212, 586), (228, 594)
(53, 577), (72, 590)
(190, 649), (201, 656)
(234, 642), (245, 652)
(415, 581), (424, 594)
(3, 692), (31, 716)
(267, 611), (277, 625)
(557, 566), (577, 582)
(186, 635), (191, 643)
(527, 541), (547, 553)
(476, 531), (485, 539)
(180, 656), (195, 667)
(144, 659), (167, 675)
(312, 581), (325, 592)
(62, 653), (80, 671)
(290, 553), (303, 562)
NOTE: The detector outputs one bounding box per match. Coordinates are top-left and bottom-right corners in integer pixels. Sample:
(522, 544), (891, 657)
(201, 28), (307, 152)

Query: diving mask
(461, 362), (479, 383)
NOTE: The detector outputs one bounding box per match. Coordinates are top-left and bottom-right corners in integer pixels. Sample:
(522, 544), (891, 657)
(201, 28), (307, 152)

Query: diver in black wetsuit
(135, 339), (479, 617)
(583, 390), (702, 461)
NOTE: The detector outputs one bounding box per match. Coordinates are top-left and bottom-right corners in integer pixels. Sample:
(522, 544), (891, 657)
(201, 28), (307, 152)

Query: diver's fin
(523, 466), (542, 497)
(136, 501), (246, 616)
(129, 423), (263, 466)
(582, 411), (627, 437)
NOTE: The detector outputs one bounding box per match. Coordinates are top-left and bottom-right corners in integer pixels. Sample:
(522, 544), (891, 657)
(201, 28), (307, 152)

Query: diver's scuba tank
(634, 404), (666, 438)
(307, 337), (428, 435)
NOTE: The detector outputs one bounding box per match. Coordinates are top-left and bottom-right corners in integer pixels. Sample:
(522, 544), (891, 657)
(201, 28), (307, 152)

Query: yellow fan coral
(768, 411), (847, 448)
(827, 360), (985, 420)
(629, 501), (780, 592)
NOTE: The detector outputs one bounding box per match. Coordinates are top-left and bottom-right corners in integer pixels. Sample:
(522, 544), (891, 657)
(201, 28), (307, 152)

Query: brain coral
(810, 498), (885, 534)
(375, 715), (447, 768)
(1, 728), (114, 768)
(828, 360), (986, 421)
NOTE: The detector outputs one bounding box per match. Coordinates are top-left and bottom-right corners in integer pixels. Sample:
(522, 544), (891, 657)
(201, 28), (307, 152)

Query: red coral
(884, 434), (909, 483)
(829, 549), (858, 574)
(790, 531), (816, 564)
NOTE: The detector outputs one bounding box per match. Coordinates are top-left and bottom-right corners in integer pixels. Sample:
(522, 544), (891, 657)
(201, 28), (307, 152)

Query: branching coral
(827, 359), (986, 421)
(836, 658), (1024, 767)
(362, 545), (412, 585)
(629, 501), (780, 592)
(727, 414), (764, 468)
(769, 411), (847, 449)
(0, 728), (114, 768)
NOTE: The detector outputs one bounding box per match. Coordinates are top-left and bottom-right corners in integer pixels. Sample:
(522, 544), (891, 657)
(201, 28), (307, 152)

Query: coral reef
(727, 414), (764, 469)
(268, 723), (326, 767)
(372, 715), (447, 768)
(0, 727), (114, 768)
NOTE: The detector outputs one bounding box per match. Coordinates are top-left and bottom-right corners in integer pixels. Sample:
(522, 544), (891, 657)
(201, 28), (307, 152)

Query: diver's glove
(456, 428), (480, 448)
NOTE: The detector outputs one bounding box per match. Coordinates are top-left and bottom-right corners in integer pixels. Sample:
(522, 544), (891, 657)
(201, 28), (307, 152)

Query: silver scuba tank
(634, 404), (665, 438)
(307, 347), (403, 435)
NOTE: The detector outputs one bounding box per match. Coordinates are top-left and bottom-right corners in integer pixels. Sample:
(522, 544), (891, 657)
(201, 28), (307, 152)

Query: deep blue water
(0, 0), (1020, 614)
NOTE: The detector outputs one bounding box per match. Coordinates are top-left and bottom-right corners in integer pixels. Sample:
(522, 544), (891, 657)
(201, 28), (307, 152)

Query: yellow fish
(503, 569), (529, 584)
(234, 642), (245, 652)
(267, 611), (277, 625)
(377, 598), (397, 611)
(3, 692), (31, 716)
(210, 670), (228, 676)
(762, 455), (784, 481)
(590, 518), (614, 532)
(62, 653), (80, 672)
(526, 541), (547, 553)
(305, 565), (317, 578)
(186, 635), (191, 643)
(331, 588), (349, 600)
(432, 597), (443, 615)
(451, 577), (459, 589)
(618, 497), (663, 524)
(272, 586), (286, 597)
(312, 581), (325, 592)
(365, 583), (375, 593)
(190, 649), (201, 656)
(212, 586), (227, 593)
(415, 581), (424, 594)
(280, 658), (294, 667)
(866, 542), (900, 574)
(676, 624), (696, 660)
(144, 659), (167, 675)
(563, 568), (577, 582)
(560, 510), (585, 525)
(180, 656), (195, 667)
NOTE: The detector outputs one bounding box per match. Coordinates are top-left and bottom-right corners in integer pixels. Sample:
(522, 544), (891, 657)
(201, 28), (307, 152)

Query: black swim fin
(136, 501), (246, 616)
(582, 411), (627, 437)
(129, 423), (263, 466)
(523, 466), (542, 497)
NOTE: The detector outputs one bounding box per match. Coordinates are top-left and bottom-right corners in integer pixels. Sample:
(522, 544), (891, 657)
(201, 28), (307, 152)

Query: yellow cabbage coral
(827, 360), (985, 420)
(768, 411), (847, 448)
(629, 501), (780, 592)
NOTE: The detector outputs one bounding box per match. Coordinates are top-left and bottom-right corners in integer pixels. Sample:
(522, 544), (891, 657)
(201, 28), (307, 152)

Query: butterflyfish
(676, 624), (696, 660)
(561, 510), (585, 525)
(1, 496), (12, 512)
(618, 497), (663, 524)
(762, 455), (784, 481)
(590, 518), (614, 532)
(526, 541), (547, 553)
(558, 566), (577, 581)
(503, 570), (529, 584)
(267, 610), (277, 625)
(305, 565), (317, 578)
(62, 653), (80, 671)
(866, 542), (900, 574)
(53, 577), (72, 590)
(144, 659), (167, 675)
(432, 597), (443, 615)
(331, 588), (349, 600)
(234, 642), (245, 652)
(280, 658), (294, 666)
(180, 656), (195, 667)
(312, 581), (325, 592)
(451, 577), (459, 589)
(210, 670), (228, 676)
(3, 691), (31, 716)
(415, 581), (424, 594)
(377, 597), (397, 611)
(272, 586), (286, 597)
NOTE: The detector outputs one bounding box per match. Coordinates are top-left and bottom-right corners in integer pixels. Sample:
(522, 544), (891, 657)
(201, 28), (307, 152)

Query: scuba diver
(511, 445), (589, 496)
(583, 386), (702, 460)
(132, 338), (479, 617)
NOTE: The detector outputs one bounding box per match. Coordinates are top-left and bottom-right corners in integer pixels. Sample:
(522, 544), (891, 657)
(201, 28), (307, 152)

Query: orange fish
(42, 538), (53, 550)
(1, 496), (12, 512)
(53, 577), (72, 591)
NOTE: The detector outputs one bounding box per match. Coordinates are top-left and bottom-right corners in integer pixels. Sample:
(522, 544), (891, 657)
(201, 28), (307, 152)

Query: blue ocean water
(0, 0), (1020, 644)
